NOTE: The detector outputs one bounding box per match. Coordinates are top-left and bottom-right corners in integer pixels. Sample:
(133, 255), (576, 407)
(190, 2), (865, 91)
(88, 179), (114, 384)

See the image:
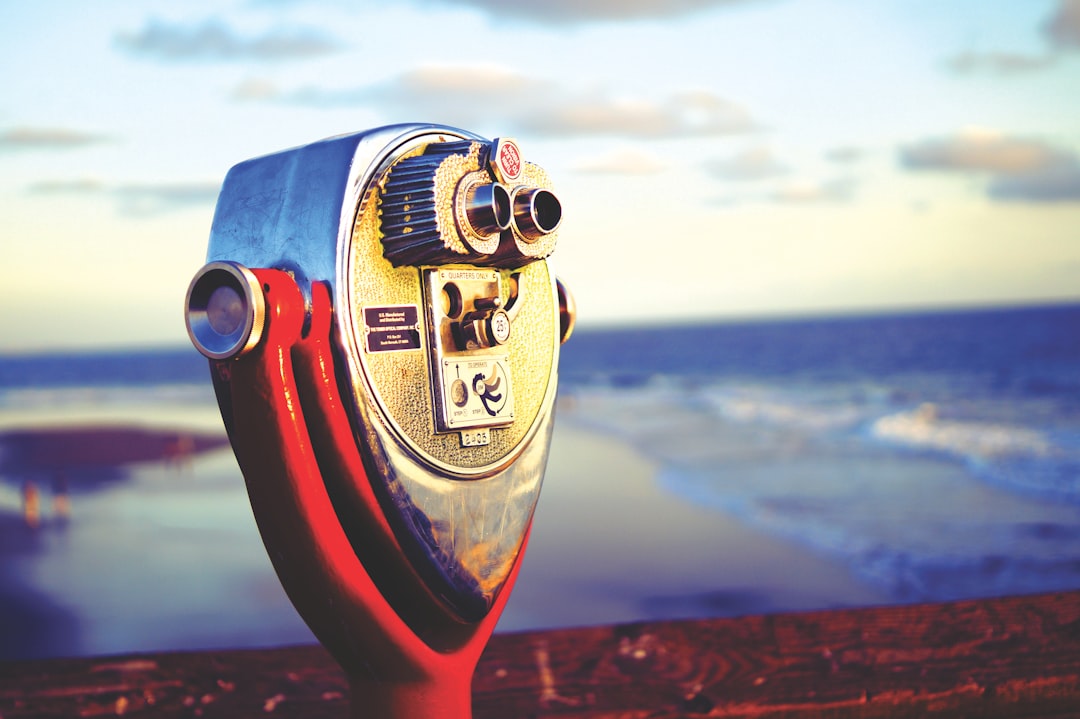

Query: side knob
(454, 295), (512, 351)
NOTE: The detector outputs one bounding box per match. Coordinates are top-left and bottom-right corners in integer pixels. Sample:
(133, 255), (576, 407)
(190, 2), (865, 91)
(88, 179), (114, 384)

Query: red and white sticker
(490, 137), (522, 183)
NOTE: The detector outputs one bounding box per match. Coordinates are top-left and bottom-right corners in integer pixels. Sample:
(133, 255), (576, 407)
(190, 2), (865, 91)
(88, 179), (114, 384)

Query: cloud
(115, 18), (341, 61)
(705, 146), (788, 181)
(946, 2), (1078, 77)
(0, 127), (111, 151)
(770, 177), (855, 204)
(418, 0), (761, 26)
(900, 129), (1071, 174)
(232, 66), (548, 119)
(234, 66), (758, 139)
(230, 77), (284, 101)
(900, 128), (1080, 203)
(27, 179), (220, 216)
(988, 163), (1080, 203)
(27, 178), (108, 194)
(112, 182), (222, 216)
(947, 51), (1054, 75)
(825, 147), (863, 164)
(518, 91), (755, 138)
(574, 149), (666, 175)
(1044, 0), (1080, 50)
(709, 175), (856, 207)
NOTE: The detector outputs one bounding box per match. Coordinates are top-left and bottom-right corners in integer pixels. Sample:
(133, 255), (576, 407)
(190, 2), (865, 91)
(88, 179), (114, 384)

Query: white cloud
(947, 51), (1054, 75)
(901, 129), (1080, 203)
(230, 78), (282, 101)
(115, 18), (342, 61)
(705, 146), (788, 181)
(825, 147), (863, 164)
(1044, 0), (1080, 50)
(26, 178), (108, 194)
(111, 182), (222, 216)
(989, 163), (1080, 203)
(27, 179), (221, 216)
(518, 91), (755, 139)
(418, 0), (763, 25)
(574, 149), (667, 175)
(946, 2), (1078, 76)
(770, 177), (855, 204)
(901, 129), (1072, 174)
(233, 66), (758, 140)
(0, 127), (112, 151)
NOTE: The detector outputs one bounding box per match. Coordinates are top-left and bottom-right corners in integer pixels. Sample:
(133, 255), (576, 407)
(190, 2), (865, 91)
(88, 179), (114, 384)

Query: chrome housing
(205, 124), (562, 621)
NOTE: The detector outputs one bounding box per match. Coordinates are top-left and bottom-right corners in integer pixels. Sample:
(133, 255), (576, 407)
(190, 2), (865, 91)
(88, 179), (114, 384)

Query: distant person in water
(21, 480), (40, 529)
(52, 473), (71, 523)
(165, 433), (196, 471)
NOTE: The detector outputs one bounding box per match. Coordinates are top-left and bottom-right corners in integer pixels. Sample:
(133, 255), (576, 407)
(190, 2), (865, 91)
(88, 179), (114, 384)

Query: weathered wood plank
(2, 591), (1079, 718)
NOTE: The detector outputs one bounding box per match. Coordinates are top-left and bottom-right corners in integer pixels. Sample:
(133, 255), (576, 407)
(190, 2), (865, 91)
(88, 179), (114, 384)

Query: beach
(503, 415), (888, 631)
(4, 303), (1080, 661)
(0, 391), (311, 658)
(0, 407), (887, 661)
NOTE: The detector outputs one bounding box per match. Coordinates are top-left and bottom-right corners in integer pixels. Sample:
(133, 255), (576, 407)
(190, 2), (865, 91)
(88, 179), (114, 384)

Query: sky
(1, 0), (1079, 351)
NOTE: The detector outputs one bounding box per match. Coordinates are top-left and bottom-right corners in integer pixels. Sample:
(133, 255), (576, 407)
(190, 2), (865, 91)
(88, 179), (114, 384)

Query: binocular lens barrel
(463, 182), (513, 237)
(185, 261), (265, 360)
(206, 285), (246, 336)
(512, 188), (562, 242)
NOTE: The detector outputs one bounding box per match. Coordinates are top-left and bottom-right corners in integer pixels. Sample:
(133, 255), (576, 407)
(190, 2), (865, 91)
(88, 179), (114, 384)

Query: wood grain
(2, 591), (1079, 718)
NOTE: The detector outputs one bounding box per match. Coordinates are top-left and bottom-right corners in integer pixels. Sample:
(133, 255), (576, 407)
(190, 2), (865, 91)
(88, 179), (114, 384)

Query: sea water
(0, 303), (1078, 658)
(559, 303), (1080, 603)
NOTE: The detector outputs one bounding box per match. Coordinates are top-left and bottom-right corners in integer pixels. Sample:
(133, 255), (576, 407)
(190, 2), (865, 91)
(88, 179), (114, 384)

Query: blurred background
(1, 0), (1079, 661)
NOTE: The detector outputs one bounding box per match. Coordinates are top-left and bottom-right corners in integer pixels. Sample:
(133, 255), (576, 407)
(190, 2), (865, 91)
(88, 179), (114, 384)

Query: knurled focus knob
(379, 140), (511, 267)
(457, 307), (512, 351)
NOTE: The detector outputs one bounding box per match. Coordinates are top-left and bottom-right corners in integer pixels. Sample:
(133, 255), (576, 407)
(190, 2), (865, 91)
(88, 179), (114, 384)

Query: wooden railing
(2, 591), (1079, 718)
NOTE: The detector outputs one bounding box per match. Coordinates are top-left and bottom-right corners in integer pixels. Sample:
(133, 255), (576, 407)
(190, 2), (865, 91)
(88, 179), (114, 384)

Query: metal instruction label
(364, 305), (421, 353)
(438, 356), (514, 431)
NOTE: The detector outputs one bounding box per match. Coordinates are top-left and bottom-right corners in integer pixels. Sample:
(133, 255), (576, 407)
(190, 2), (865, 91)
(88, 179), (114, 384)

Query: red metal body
(209, 270), (528, 718)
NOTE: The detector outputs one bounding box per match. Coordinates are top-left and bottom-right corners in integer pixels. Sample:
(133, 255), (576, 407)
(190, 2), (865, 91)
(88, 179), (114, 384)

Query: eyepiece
(512, 187), (562, 242)
(484, 185), (561, 267)
(376, 137), (561, 268)
(462, 181), (513, 237)
(185, 261), (265, 360)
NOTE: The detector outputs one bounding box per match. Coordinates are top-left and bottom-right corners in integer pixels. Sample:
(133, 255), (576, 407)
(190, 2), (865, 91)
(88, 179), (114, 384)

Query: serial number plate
(460, 428), (491, 447)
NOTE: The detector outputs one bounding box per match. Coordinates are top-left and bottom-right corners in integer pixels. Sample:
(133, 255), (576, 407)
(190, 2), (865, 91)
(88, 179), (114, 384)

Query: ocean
(1, 302), (1078, 660)
(559, 303), (1080, 603)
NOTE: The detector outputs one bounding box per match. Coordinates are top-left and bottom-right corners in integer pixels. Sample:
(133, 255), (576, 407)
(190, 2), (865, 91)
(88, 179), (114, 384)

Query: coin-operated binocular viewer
(184, 125), (574, 718)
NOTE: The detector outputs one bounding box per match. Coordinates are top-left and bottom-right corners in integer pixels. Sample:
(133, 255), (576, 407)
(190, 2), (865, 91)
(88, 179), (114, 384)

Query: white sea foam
(702, 387), (865, 432)
(0, 383), (222, 432)
(870, 403), (1053, 460)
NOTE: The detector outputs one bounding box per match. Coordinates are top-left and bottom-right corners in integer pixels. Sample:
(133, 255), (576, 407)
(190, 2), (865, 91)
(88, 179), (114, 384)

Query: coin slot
(442, 282), (463, 319)
(424, 268), (515, 434)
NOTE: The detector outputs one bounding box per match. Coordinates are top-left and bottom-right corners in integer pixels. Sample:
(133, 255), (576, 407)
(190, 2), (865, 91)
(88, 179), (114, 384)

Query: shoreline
(501, 417), (888, 631)
(0, 414), (889, 660)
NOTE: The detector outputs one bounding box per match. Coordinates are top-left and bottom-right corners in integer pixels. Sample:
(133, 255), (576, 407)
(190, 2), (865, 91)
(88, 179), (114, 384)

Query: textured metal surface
(203, 124), (561, 621)
(343, 132), (559, 475)
(206, 124), (470, 307)
(348, 190), (556, 470)
(379, 142), (504, 264)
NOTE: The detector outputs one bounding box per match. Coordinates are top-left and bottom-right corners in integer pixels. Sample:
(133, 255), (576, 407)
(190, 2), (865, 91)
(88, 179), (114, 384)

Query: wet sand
(0, 514), (82, 660)
(0, 417), (886, 660)
(0, 425), (230, 480)
(503, 418), (889, 630)
(0, 423), (277, 661)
